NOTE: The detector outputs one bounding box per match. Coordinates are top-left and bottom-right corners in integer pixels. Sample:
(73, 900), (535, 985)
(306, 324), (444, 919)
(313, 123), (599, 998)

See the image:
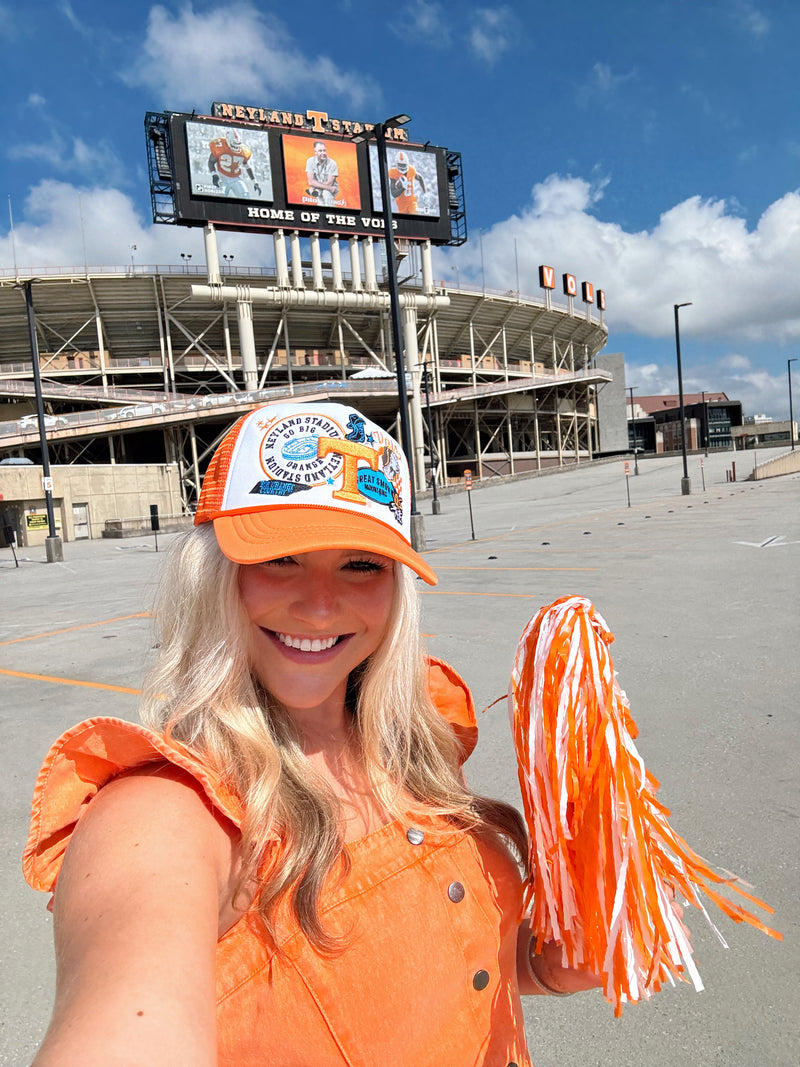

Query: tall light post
(701, 389), (709, 456)
(628, 385), (639, 475)
(17, 280), (63, 562)
(674, 302), (692, 495)
(788, 359), (797, 451)
(181, 252), (192, 271)
(421, 361), (441, 514)
(353, 114), (425, 549)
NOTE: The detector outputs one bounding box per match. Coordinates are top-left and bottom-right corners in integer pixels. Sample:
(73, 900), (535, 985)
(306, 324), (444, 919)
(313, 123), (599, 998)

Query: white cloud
(390, 1), (452, 46)
(123, 3), (379, 111)
(589, 61), (636, 95)
(468, 7), (515, 64)
(439, 173), (800, 345)
(627, 353), (789, 421)
(0, 3), (15, 36)
(0, 180), (274, 272)
(9, 135), (125, 185)
(731, 1), (770, 38)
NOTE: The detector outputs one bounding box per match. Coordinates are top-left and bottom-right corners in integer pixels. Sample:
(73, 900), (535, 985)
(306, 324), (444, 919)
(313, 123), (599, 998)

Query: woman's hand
(516, 922), (603, 997)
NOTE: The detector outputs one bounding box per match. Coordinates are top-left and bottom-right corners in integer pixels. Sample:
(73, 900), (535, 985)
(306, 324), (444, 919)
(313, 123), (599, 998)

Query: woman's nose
(289, 573), (339, 625)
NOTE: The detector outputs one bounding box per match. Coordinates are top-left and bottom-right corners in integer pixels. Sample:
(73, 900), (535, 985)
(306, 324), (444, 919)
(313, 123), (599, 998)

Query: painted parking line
(0, 667), (141, 695)
(421, 590), (539, 598)
(0, 613), (152, 647)
(431, 565), (599, 572)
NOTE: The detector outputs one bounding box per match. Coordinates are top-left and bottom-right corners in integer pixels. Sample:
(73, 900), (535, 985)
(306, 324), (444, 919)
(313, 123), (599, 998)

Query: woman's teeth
(275, 632), (339, 652)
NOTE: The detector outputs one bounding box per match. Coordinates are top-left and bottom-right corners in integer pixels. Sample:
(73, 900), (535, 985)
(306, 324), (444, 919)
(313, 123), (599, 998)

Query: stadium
(0, 105), (610, 549)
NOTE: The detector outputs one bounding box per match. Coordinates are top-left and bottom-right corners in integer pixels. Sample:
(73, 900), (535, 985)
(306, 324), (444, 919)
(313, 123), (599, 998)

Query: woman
(24, 401), (599, 1066)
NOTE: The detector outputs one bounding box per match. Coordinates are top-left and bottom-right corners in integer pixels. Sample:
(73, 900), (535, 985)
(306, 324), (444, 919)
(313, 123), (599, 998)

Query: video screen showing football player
(208, 128), (262, 199)
(388, 152), (425, 214)
(369, 145), (440, 217)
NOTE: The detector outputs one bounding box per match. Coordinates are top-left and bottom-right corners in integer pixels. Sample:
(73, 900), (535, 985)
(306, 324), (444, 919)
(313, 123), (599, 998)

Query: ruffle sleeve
(427, 656), (478, 762)
(23, 661), (477, 896)
(22, 717), (244, 894)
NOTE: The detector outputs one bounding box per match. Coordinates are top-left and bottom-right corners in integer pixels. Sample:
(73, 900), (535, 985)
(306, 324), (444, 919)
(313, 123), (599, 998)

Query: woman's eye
(345, 558), (389, 573)
(263, 556), (296, 568)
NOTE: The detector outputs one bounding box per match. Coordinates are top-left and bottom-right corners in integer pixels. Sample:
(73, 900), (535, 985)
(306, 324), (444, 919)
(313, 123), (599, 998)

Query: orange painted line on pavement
(432, 565), (599, 572)
(0, 667), (141, 695)
(422, 591), (538, 598)
(0, 613), (152, 647)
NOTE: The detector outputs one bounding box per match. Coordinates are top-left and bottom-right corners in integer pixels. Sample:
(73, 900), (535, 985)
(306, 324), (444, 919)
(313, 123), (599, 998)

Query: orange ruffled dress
(24, 659), (531, 1067)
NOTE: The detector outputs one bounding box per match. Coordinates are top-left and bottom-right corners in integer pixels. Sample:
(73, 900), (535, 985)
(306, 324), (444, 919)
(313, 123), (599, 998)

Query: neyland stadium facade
(0, 103), (610, 544)
(0, 244), (609, 541)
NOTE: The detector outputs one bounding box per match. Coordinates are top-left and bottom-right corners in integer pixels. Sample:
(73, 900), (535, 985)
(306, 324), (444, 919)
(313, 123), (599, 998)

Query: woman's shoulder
(23, 716), (245, 895)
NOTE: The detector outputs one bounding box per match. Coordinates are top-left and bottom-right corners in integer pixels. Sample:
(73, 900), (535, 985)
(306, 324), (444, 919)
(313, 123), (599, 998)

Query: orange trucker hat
(194, 401), (437, 585)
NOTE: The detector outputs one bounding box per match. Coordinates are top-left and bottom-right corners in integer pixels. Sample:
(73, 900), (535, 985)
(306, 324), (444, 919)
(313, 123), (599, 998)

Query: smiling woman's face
(238, 548), (396, 721)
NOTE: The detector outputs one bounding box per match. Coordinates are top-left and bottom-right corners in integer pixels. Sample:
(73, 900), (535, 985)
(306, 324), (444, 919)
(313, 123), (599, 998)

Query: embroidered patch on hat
(194, 401), (435, 582)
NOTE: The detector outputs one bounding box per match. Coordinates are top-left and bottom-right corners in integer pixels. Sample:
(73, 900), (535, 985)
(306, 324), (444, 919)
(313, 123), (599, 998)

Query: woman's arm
(34, 767), (237, 1066)
(516, 919), (603, 997)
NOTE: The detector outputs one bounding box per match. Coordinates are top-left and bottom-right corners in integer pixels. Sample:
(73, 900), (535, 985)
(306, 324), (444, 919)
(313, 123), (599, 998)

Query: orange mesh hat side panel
(194, 414), (249, 525)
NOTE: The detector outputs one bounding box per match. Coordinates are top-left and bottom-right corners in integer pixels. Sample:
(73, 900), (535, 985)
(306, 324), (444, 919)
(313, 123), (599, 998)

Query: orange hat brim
(213, 507), (437, 585)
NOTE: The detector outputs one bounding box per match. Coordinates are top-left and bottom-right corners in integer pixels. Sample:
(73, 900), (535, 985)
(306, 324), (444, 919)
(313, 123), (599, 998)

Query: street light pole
(355, 114), (425, 549)
(628, 385), (639, 475)
(789, 359), (797, 451)
(674, 302), (692, 495)
(21, 280), (63, 562)
(701, 389), (709, 456)
(421, 362), (441, 514)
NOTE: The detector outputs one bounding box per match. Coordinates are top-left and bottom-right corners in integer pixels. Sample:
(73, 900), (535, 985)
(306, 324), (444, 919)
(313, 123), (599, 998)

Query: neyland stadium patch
(250, 411), (404, 525)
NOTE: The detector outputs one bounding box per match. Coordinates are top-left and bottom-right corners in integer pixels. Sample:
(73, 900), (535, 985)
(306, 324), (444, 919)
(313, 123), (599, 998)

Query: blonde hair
(141, 523), (527, 950)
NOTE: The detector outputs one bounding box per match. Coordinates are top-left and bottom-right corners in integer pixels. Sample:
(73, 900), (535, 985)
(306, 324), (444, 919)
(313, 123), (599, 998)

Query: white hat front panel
(220, 403), (410, 541)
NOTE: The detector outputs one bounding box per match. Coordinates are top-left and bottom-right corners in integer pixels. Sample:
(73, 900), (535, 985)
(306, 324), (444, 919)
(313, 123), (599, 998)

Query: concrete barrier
(748, 449), (800, 480)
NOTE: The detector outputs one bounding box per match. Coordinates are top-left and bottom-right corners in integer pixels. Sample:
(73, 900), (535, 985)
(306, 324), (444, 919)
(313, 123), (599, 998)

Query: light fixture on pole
(673, 302), (692, 495)
(352, 114), (425, 549)
(628, 385), (639, 475)
(789, 358), (797, 451)
(181, 252), (192, 271)
(129, 244), (137, 272)
(16, 279), (63, 562)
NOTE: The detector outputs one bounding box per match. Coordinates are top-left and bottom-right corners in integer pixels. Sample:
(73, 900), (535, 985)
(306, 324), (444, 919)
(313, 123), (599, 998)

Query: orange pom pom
(509, 596), (781, 1016)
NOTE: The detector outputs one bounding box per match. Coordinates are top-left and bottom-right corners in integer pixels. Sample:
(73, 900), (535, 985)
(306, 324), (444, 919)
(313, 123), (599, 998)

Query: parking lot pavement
(3, 453), (798, 1066)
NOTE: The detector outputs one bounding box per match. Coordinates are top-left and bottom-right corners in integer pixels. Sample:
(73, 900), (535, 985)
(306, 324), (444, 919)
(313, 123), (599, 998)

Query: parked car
(116, 403), (167, 419)
(16, 414), (66, 431)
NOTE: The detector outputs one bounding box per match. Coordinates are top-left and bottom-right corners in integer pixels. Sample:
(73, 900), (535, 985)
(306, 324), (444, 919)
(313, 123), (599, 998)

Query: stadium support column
(236, 299), (258, 390)
(420, 240), (434, 294)
(204, 223), (221, 285)
(94, 307), (108, 392)
(363, 236), (378, 291)
(310, 233), (324, 289)
(330, 235), (344, 290)
(289, 232), (305, 289)
(273, 230), (290, 288)
(402, 305), (426, 495)
(223, 308), (234, 377)
(349, 237), (363, 290)
(189, 424), (201, 506)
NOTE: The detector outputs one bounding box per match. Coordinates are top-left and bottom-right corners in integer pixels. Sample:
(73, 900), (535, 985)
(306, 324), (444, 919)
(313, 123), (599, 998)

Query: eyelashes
(259, 555), (392, 573)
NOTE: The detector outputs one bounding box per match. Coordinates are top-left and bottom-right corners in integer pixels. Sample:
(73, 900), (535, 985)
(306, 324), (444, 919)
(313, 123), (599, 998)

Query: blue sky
(2, 0), (800, 418)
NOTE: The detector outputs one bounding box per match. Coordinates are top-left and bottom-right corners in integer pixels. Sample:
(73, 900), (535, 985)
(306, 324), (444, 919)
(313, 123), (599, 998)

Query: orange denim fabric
(24, 660), (531, 1066)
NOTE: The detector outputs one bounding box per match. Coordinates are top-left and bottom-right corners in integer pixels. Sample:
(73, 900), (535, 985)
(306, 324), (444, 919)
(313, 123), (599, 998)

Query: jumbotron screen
(149, 107), (464, 245)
